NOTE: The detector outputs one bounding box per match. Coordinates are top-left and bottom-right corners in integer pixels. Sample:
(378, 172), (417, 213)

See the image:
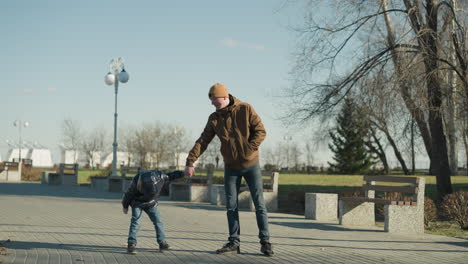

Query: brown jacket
(186, 95), (266, 169)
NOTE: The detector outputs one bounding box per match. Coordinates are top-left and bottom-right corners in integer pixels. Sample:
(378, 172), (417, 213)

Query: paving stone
(0, 182), (467, 264)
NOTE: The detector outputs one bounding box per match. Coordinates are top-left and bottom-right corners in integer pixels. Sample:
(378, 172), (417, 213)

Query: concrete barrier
(305, 193), (338, 221)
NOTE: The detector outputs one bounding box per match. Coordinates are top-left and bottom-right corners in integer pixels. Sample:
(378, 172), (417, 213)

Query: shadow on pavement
(0, 223), (128, 231)
(164, 202), (226, 211)
(4, 240), (215, 255)
(271, 235), (468, 250)
(269, 221), (384, 232)
(435, 240), (468, 248)
(268, 215), (305, 220)
(3, 240), (129, 254)
(10, 239), (465, 255)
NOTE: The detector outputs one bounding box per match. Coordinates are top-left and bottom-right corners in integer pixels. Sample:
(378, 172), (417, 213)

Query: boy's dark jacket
(122, 170), (184, 209)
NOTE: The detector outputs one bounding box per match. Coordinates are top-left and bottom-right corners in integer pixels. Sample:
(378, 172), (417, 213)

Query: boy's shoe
(159, 241), (171, 251)
(216, 241), (240, 254)
(260, 240), (274, 257)
(127, 244), (137, 255)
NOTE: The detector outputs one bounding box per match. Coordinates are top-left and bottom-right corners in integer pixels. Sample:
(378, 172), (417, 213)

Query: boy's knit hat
(208, 83), (229, 99)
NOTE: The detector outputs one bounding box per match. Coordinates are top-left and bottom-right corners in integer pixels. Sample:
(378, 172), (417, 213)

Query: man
(185, 83), (273, 257)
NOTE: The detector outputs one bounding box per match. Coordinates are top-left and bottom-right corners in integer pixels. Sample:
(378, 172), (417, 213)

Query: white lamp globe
(118, 69), (129, 83)
(105, 73), (115, 85)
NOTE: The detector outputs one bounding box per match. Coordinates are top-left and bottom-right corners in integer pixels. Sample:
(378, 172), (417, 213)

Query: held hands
(185, 166), (195, 177)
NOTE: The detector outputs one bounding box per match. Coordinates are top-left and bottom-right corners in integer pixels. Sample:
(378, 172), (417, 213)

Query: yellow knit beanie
(208, 83), (229, 99)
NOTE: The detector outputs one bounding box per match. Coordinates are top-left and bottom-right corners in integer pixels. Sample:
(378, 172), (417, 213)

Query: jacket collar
(216, 94), (238, 114)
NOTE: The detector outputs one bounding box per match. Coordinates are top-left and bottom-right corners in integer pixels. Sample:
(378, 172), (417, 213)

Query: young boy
(122, 169), (184, 254)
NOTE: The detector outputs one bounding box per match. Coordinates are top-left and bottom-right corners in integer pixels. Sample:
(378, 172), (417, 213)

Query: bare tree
(150, 124), (173, 169)
(263, 143), (286, 170)
(119, 125), (137, 167)
(61, 119), (82, 163)
(366, 125), (390, 174)
(132, 124), (156, 168)
(290, 143), (302, 171)
(81, 126), (107, 169)
(129, 122), (177, 169)
(304, 142), (315, 168)
(441, 0), (466, 175)
(284, 0), (466, 199)
(357, 71), (413, 174)
(203, 136), (222, 168)
(168, 125), (190, 169)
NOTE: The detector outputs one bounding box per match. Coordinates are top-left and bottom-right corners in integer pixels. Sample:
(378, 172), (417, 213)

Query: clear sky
(2, 0), (331, 165)
(0, 0), (434, 169)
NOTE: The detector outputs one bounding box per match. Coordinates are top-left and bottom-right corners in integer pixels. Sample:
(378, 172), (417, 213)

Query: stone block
(122, 178), (133, 192)
(0, 170), (21, 182)
(62, 174), (77, 186)
(190, 185), (210, 202)
(385, 204), (424, 233)
(210, 184), (225, 206)
(48, 173), (61, 185)
(237, 190), (279, 212)
(170, 183), (210, 202)
(262, 191), (278, 212)
(238, 190), (252, 210)
(339, 200), (375, 227)
(305, 193), (338, 221)
(91, 177), (109, 192)
(108, 177), (123, 192)
(41, 171), (54, 184)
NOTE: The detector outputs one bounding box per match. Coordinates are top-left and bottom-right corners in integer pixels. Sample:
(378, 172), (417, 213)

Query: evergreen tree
(328, 97), (374, 174)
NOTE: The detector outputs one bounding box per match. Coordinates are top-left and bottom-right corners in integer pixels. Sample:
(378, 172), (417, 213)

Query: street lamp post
(105, 57), (129, 177)
(13, 119), (29, 162)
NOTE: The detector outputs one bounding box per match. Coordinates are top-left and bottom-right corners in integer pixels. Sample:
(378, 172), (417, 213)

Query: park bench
(339, 175), (425, 233)
(237, 171), (280, 212)
(0, 162), (21, 182)
(44, 163), (79, 185)
(170, 166), (214, 202)
(90, 174), (109, 191)
(108, 166), (142, 192)
(112, 166), (141, 192)
(120, 166), (141, 178)
(22, 159), (33, 167)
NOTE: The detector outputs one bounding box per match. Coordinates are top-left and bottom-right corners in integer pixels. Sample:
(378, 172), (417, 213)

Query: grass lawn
(65, 169), (468, 238)
(276, 172), (468, 238)
(374, 220), (468, 237)
(425, 221), (468, 238)
(277, 173), (468, 202)
(78, 169), (110, 184)
(78, 169), (468, 200)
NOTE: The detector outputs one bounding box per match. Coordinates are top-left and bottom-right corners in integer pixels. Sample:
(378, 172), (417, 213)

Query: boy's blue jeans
(224, 163), (270, 243)
(128, 206), (166, 245)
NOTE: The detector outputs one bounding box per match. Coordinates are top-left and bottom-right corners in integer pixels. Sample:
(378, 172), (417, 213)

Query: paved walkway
(0, 182), (467, 264)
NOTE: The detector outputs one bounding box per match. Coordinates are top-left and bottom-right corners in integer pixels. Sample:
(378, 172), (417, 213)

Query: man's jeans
(224, 163), (270, 243)
(128, 205), (166, 245)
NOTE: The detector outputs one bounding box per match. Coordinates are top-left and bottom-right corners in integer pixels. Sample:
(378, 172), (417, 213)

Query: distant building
(6, 148), (53, 167)
(100, 152), (134, 168)
(58, 149), (190, 170)
(28, 149), (54, 167)
(6, 148), (29, 162)
(60, 149), (134, 169)
(60, 149), (101, 167)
